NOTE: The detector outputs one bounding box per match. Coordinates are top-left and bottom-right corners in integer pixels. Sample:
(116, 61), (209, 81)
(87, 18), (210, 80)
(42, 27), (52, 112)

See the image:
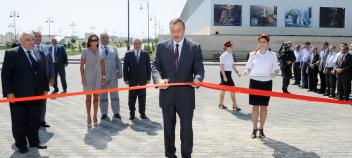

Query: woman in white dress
(80, 34), (106, 128)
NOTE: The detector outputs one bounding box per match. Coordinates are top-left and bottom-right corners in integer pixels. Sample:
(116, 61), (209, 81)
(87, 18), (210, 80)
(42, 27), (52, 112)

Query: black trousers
(162, 104), (193, 158)
(326, 68), (337, 96)
(301, 62), (308, 88)
(308, 68), (318, 91)
(282, 65), (292, 92)
(319, 70), (326, 93)
(40, 99), (47, 124)
(10, 102), (42, 148)
(53, 64), (67, 92)
(293, 62), (301, 85)
(337, 74), (352, 101)
(128, 88), (146, 115)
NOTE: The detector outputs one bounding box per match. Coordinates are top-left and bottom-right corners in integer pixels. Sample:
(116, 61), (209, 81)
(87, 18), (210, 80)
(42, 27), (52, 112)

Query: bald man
(123, 38), (151, 120)
(49, 38), (68, 94)
(1, 32), (49, 153)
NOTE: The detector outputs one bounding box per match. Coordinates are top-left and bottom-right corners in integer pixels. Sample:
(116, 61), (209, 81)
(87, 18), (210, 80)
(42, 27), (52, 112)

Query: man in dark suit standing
(334, 43), (352, 101)
(49, 38), (68, 94)
(33, 31), (55, 128)
(152, 18), (205, 158)
(123, 38), (151, 120)
(1, 32), (49, 153)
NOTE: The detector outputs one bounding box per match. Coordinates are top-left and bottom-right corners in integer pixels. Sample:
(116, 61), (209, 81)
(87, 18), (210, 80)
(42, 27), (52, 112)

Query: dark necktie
(174, 44), (179, 70)
(104, 46), (109, 56)
(26, 51), (38, 72)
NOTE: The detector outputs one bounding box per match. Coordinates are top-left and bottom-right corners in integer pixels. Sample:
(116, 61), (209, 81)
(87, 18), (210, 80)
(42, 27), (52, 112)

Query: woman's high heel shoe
(258, 129), (266, 138)
(87, 118), (92, 129)
(232, 105), (241, 112)
(218, 104), (227, 109)
(251, 129), (258, 139)
(93, 118), (98, 127)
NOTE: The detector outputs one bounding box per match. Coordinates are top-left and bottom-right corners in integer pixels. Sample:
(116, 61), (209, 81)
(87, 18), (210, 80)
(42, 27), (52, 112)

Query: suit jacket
(335, 52), (352, 77)
(319, 49), (330, 71)
(100, 45), (122, 81)
(34, 44), (55, 80)
(49, 45), (68, 66)
(307, 53), (320, 72)
(123, 50), (151, 86)
(1, 46), (50, 102)
(152, 38), (205, 109)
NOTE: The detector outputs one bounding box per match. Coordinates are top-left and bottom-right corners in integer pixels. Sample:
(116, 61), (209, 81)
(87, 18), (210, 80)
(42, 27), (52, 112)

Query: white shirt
(246, 50), (280, 81)
(325, 52), (339, 68)
(219, 51), (234, 71)
(21, 46), (37, 65)
(173, 38), (184, 60)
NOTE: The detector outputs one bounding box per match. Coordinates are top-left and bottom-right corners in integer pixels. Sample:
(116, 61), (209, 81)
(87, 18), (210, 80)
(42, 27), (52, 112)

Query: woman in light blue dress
(80, 34), (106, 128)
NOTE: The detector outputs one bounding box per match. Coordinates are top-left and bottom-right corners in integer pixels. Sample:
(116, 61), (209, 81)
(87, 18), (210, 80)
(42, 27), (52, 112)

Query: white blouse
(246, 50), (280, 81)
(220, 51), (234, 71)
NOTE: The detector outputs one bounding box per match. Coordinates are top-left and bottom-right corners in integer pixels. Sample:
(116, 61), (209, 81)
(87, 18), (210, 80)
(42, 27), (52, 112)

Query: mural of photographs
(250, 5), (277, 27)
(320, 7), (345, 28)
(214, 5), (242, 26)
(285, 7), (312, 27)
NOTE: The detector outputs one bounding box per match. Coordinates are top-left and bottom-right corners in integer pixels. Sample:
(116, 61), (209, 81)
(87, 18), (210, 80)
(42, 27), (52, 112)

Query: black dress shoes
(18, 146), (28, 153)
(40, 122), (50, 128)
(114, 113), (121, 119)
(140, 113), (148, 119)
(30, 144), (47, 149)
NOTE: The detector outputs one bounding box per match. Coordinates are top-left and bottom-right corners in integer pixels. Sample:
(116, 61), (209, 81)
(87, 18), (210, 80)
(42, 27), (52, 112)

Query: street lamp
(139, 0), (151, 48)
(127, 0), (130, 51)
(46, 17), (54, 41)
(8, 23), (14, 41)
(90, 26), (96, 33)
(69, 22), (76, 37)
(9, 11), (20, 41)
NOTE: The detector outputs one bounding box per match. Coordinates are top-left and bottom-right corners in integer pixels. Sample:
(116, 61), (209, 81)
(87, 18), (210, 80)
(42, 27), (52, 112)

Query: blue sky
(0, 0), (187, 38)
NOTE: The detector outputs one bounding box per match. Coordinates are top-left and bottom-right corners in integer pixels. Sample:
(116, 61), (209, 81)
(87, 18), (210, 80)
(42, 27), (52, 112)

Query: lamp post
(8, 23), (14, 41)
(127, 0), (130, 51)
(9, 11), (20, 41)
(139, 0), (151, 48)
(69, 22), (76, 37)
(46, 17), (54, 41)
(89, 26), (96, 33)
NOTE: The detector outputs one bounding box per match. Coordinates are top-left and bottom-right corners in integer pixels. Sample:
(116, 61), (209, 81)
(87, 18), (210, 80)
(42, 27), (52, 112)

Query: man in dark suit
(152, 18), (205, 158)
(307, 47), (320, 92)
(33, 31), (55, 128)
(334, 43), (352, 101)
(1, 32), (49, 153)
(49, 38), (68, 94)
(123, 38), (151, 120)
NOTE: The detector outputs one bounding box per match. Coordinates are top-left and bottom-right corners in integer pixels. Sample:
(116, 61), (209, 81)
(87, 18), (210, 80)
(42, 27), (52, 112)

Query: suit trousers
(337, 74), (352, 101)
(128, 86), (146, 115)
(293, 62), (301, 85)
(10, 102), (42, 148)
(53, 64), (67, 92)
(99, 79), (120, 115)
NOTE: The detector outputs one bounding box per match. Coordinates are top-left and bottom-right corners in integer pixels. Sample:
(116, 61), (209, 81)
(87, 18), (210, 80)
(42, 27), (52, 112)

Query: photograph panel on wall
(214, 5), (242, 26)
(250, 5), (277, 27)
(320, 7), (345, 28)
(285, 7), (312, 27)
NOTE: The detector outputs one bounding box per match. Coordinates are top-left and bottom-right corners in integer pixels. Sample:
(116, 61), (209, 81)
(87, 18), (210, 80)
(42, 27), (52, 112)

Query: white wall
(184, 0), (352, 36)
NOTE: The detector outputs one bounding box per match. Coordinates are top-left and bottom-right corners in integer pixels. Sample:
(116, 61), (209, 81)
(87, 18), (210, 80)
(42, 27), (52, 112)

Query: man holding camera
(278, 42), (296, 93)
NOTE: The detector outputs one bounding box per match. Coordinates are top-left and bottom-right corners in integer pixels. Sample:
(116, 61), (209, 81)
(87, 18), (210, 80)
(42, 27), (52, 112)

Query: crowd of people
(1, 17), (350, 157)
(290, 41), (351, 101)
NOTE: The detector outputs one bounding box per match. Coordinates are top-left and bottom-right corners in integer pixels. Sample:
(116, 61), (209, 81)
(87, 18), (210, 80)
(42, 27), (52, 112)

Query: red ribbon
(0, 82), (350, 106)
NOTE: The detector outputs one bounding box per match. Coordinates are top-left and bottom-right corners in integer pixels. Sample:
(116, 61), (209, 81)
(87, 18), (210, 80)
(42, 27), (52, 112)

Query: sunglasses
(90, 39), (98, 42)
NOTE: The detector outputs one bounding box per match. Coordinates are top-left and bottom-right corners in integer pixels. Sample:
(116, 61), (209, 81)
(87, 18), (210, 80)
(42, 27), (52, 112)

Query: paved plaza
(0, 54), (352, 158)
